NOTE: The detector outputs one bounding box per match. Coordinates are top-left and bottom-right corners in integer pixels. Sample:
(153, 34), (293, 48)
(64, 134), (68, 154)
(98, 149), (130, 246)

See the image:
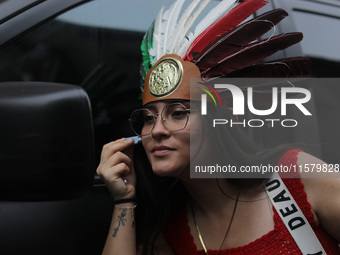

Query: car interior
(0, 82), (113, 254)
(0, 0), (339, 254)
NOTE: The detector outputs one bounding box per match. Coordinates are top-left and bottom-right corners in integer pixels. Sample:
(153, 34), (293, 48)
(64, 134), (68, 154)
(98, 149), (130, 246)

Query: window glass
(294, 10), (340, 61)
(56, 0), (164, 31)
(0, 0), (40, 21)
(0, 0), (152, 161)
(293, 9), (340, 77)
(292, 7), (340, 163)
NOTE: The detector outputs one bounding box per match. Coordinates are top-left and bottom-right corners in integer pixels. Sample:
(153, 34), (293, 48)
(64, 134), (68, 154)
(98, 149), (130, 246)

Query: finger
(99, 146), (135, 175)
(111, 162), (132, 181)
(98, 147), (136, 182)
(100, 138), (134, 162)
(123, 138), (135, 163)
(97, 153), (131, 178)
(98, 161), (130, 183)
(105, 151), (133, 170)
(100, 165), (136, 200)
(100, 138), (131, 161)
(112, 156), (136, 186)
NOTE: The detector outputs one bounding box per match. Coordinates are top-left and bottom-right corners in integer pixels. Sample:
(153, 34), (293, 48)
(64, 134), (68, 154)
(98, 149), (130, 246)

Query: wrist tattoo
(113, 209), (127, 237)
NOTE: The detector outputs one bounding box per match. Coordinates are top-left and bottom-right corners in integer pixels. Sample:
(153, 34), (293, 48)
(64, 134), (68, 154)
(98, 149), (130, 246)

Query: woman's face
(141, 101), (202, 178)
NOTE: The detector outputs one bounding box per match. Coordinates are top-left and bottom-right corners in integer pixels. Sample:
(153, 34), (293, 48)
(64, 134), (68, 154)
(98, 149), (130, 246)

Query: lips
(151, 145), (174, 156)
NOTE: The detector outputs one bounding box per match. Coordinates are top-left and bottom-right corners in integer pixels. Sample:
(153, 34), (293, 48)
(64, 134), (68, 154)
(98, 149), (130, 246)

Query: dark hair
(134, 144), (184, 255)
(134, 98), (295, 254)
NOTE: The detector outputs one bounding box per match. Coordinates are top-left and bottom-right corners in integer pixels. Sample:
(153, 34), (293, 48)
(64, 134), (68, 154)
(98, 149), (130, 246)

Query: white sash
(265, 172), (326, 255)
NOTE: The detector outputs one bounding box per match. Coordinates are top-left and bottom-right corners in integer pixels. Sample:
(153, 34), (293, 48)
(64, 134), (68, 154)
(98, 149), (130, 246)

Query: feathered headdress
(141, 0), (310, 105)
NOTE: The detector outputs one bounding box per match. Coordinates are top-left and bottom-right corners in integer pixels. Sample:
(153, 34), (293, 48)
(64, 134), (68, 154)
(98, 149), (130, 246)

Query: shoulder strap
(265, 172), (326, 255)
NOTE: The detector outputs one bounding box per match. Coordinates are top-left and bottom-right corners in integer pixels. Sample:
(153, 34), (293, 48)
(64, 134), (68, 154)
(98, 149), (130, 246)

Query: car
(263, 0), (340, 164)
(0, 1), (160, 254)
(0, 0), (339, 254)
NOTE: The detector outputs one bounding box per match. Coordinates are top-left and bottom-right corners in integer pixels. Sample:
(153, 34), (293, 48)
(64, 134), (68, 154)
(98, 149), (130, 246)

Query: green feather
(141, 21), (155, 79)
(148, 21), (155, 66)
(141, 34), (150, 78)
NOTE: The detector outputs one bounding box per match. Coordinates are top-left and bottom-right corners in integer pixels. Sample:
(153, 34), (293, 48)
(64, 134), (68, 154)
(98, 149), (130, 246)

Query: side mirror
(0, 82), (94, 201)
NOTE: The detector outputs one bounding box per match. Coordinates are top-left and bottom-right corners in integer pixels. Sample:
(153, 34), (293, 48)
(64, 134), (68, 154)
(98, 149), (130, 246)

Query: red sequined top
(163, 150), (340, 254)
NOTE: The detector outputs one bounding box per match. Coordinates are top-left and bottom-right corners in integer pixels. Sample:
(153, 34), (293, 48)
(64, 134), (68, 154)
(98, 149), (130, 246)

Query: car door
(0, 1), (161, 254)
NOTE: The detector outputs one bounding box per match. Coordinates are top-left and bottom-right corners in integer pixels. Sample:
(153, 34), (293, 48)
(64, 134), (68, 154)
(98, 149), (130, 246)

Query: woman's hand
(97, 138), (136, 200)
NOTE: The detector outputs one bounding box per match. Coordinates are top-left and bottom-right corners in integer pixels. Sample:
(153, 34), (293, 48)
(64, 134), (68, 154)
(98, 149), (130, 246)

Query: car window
(1, 0), (339, 164)
(0, 0), (41, 22)
(0, 0), (163, 161)
(293, 10), (340, 61)
(56, 0), (164, 32)
(273, 0), (340, 77)
(293, 9), (340, 77)
(0, 0), (238, 162)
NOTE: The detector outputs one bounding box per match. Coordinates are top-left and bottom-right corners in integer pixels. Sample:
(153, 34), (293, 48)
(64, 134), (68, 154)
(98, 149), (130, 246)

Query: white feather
(170, 0), (200, 53)
(162, 0), (184, 55)
(150, 0), (237, 61)
(176, 0), (210, 57)
(163, 0), (185, 54)
(153, 6), (164, 62)
(177, 30), (194, 57)
(150, 6), (165, 62)
(194, 0), (236, 37)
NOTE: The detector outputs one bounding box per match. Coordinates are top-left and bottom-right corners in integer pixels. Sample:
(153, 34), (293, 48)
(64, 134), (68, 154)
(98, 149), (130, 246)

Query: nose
(151, 114), (170, 138)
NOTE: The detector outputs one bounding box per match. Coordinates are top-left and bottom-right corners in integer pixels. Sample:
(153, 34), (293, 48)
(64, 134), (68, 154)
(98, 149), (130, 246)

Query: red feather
(202, 32), (303, 80)
(195, 9), (289, 71)
(183, 0), (269, 61)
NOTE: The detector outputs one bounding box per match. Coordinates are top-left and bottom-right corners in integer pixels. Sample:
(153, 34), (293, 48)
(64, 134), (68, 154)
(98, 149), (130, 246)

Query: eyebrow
(144, 105), (159, 111)
(145, 101), (191, 111)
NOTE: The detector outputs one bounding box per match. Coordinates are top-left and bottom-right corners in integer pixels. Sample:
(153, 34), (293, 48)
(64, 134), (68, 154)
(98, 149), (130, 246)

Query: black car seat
(0, 82), (111, 255)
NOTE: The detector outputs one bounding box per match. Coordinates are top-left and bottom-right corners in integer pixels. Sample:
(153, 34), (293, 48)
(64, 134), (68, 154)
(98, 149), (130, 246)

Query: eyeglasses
(129, 102), (192, 136)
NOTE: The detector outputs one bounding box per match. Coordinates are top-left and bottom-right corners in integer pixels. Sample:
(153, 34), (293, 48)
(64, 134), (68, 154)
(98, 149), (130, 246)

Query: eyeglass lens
(129, 103), (189, 136)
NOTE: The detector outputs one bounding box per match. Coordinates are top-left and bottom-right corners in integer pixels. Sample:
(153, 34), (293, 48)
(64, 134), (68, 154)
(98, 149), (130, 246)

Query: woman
(97, 0), (340, 254)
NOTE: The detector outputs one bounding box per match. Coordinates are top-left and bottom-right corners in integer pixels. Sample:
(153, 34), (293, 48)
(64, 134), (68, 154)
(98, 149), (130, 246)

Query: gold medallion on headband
(148, 57), (183, 97)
